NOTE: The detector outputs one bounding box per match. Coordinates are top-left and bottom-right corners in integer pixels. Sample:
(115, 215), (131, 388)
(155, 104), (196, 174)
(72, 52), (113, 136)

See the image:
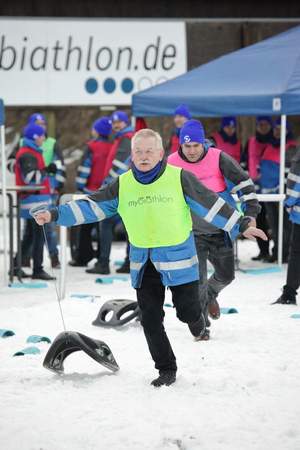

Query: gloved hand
(45, 163), (57, 174)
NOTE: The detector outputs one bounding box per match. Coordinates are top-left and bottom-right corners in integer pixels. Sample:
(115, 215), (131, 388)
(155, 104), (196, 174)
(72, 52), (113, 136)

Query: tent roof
(132, 25), (300, 117)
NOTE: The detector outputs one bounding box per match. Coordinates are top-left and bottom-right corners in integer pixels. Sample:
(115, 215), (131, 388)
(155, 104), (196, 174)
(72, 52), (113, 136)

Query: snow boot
(272, 285), (297, 305)
(151, 370), (176, 388)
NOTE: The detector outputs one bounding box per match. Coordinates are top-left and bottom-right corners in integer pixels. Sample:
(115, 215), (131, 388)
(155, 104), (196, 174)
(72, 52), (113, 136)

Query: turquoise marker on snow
(95, 275), (129, 284)
(0, 329), (15, 338)
(291, 313), (300, 319)
(220, 307), (238, 314)
(9, 281), (48, 289)
(13, 346), (41, 356)
(26, 335), (51, 344)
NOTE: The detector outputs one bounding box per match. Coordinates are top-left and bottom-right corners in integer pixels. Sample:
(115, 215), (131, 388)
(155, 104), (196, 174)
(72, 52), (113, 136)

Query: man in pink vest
(168, 120), (260, 339)
(210, 117), (241, 163)
(167, 104), (192, 155)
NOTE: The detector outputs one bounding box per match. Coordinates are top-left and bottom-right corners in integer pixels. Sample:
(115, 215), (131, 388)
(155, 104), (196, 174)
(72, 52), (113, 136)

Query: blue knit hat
(256, 116), (272, 125)
(274, 117), (291, 131)
(92, 117), (112, 137)
(221, 117), (237, 128)
(28, 113), (47, 125)
(174, 104), (192, 120)
(111, 111), (129, 124)
(23, 124), (45, 141)
(180, 120), (205, 144)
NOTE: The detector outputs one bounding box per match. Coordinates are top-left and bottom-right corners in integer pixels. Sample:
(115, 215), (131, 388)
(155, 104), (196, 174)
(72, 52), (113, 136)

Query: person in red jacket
(245, 116), (273, 261)
(167, 104), (192, 155)
(86, 111), (134, 274)
(210, 117), (241, 163)
(69, 117), (112, 267)
(14, 124), (55, 280)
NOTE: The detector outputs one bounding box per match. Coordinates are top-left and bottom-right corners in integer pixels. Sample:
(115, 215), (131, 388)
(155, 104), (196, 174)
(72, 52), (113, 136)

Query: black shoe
(251, 252), (269, 261)
(195, 328), (210, 341)
(188, 313), (206, 339)
(86, 263), (110, 275)
(51, 254), (61, 269)
(116, 260), (130, 274)
(151, 370), (177, 388)
(68, 260), (89, 267)
(272, 286), (297, 305)
(208, 298), (220, 320)
(9, 268), (30, 278)
(32, 270), (56, 281)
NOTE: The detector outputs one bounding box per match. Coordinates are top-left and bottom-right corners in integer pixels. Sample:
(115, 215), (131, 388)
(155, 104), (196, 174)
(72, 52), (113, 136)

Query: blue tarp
(132, 26), (300, 117)
(0, 99), (4, 125)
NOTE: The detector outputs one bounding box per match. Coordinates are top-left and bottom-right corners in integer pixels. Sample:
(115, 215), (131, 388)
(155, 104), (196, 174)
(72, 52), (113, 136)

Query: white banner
(0, 18), (187, 106)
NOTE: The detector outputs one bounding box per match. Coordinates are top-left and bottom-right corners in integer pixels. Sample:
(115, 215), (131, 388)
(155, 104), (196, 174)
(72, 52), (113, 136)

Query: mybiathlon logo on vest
(0, 18), (187, 106)
(128, 195), (174, 207)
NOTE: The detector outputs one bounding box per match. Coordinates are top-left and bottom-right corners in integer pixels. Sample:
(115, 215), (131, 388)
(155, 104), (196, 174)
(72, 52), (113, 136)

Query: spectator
(210, 117), (241, 163)
(167, 104), (191, 154)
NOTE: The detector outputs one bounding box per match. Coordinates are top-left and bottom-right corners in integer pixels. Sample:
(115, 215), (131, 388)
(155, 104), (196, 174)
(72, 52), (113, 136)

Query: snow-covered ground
(0, 239), (299, 450)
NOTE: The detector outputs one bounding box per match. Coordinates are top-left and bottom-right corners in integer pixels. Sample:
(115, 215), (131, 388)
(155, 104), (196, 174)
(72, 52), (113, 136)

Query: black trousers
(195, 233), (235, 324)
(265, 202), (291, 259)
(286, 223), (300, 292)
(255, 203), (270, 255)
(20, 219), (44, 273)
(136, 261), (202, 372)
(70, 223), (98, 264)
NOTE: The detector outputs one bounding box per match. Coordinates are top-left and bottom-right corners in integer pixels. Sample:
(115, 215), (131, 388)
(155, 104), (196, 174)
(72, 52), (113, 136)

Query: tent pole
(278, 114), (286, 267)
(0, 124), (8, 286)
(131, 116), (136, 131)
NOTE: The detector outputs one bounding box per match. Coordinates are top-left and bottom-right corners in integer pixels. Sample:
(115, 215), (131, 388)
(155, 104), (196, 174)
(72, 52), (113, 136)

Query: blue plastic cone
(0, 329), (15, 338)
(9, 281), (48, 289)
(220, 307), (239, 314)
(26, 335), (51, 344)
(13, 346), (41, 356)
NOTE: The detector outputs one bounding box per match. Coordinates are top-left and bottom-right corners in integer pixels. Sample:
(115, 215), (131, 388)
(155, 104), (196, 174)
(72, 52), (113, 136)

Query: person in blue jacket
(272, 147), (300, 305)
(33, 128), (267, 387)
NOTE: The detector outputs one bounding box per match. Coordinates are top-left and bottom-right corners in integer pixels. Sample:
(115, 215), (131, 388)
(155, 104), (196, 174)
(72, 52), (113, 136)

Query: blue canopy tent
(0, 99), (8, 284)
(132, 25), (300, 117)
(132, 25), (300, 265)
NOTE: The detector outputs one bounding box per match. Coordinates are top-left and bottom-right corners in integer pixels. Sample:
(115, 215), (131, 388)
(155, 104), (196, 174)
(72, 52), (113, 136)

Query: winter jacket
(285, 148), (300, 224)
(50, 161), (251, 288)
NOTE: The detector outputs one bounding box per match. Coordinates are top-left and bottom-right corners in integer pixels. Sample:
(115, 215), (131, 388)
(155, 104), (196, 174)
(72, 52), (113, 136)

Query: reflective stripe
(239, 192), (258, 202)
(76, 176), (87, 185)
(231, 178), (253, 193)
(56, 174), (66, 183)
(223, 210), (241, 232)
(204, 197), (225, 223)
(130, 261), (144, 271)
(288, 172), (300, 183)
(109, 169), (119, 178)
(294, 206), (300, 212)
(287, 188), (300, 198)
(69, 201), (85, 225)
(78, 165), (91, 174)
(261, 186), (279, 194)
(113, 159), (129, 171)
(21, 200), (51, 210)
(85, 198), (106, 221)
(152, 254), (198, 271)
(24, 171), (35, 183)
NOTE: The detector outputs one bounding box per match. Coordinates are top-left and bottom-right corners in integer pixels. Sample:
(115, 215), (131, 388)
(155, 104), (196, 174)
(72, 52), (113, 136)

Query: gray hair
(131, 128), (164, 151)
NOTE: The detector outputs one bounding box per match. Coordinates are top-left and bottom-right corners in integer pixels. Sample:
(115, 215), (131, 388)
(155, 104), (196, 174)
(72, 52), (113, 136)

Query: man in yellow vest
(33, 129), (266, 387)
